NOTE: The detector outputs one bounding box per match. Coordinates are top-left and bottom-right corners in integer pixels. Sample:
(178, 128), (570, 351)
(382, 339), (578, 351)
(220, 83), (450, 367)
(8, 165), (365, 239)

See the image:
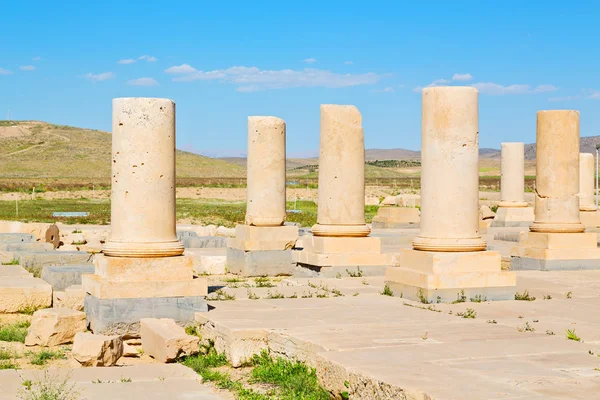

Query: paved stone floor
(0, 364), (232, 400)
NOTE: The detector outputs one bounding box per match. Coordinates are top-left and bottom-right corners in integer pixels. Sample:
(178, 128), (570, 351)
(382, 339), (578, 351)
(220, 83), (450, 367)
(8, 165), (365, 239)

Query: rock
(480, 205), (496, 220)
(25, 308), (86, 347)
(140, 318), (199, 363)
(381, 196), (397, 206)
(215, 226), (235, 237)
(0, 277), (52, 313)
(122, 342), (140, 357)
(53, 285), (85, 311)
(72, 332), (123, 367)
(364, 196), (380, 206)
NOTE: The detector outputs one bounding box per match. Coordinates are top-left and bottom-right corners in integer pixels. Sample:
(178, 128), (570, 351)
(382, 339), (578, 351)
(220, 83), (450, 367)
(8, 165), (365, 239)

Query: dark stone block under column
(84, 294), (207, 338)
(226, 247), (294, 276)
(41, 264), (94, 291)
(510, 256), (600, 271)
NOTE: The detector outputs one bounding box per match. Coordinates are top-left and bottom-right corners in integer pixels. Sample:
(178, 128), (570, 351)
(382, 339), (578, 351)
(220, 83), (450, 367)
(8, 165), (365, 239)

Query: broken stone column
(512, 111), (600, 270)
(386, 87), (515, 302)
(579, 153), (599, 228)
(491, 142), (534, 227)
(227, 116), (298, 276)
(83, 98), (207, 336)
(103, 98), (183, 258)
(295, 105), (392, 277)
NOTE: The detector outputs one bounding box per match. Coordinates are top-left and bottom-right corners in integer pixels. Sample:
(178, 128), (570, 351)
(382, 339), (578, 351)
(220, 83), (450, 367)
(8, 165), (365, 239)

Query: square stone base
(228, 225), (299, 251)
(85, 294), (207, 337)
(226, 247), (295, 276)
(40, 264), (94, 291)
(511, 231), (600, 270)
(293, 236), (394, 276)
(385, 249), (516, 303)
(490, 207), (534, 227)
(82, 255), (208, 335)
(372, 207), (420, 228)
(580, 210), (600, 229)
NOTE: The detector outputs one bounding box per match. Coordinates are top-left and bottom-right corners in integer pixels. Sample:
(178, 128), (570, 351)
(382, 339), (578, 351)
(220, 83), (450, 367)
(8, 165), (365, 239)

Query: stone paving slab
(0, 364), (231, 400)
(198, 270), (600, 399)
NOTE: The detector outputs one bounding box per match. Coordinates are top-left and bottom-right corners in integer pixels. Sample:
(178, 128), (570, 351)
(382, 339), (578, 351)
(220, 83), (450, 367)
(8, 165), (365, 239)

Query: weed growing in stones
(566, 291), (573, 299)
(452, 290), (467, 304)
(266, 291), (284, 300)
(353, 292), (359, 296)
(206, 289), (236, 301)
(331, 288), (344, 297)
(0, 319), (30, 342)
(29, 349), (65, 366)
(316, 292), (329, 299)
(566, 329), (581, 342)
(254, 277), (275, 288)
(361, 279), (369, 285)
(120, 377), (132, 383)
(381, 285), (393, 296)
(1, 259), (19, 265)
(456, 309), (477, 319)
(301, 291), (313, 298)
(185, 326), (200, 337)
(515, 290), (536, 301)
(543, 295), (552, 300)
(17, 370), (81, 400)
(487, 320), (497, 324)
(470, 294), (487, 303)
(417, 289), (431, 304)
(223, 277), (246, 284)
(546, 330), (555, 336)
(287, 293), (298, 299)
(345, 267), (363, 278)
(247, 290), (259, 300)
(518, 322), (535, 333)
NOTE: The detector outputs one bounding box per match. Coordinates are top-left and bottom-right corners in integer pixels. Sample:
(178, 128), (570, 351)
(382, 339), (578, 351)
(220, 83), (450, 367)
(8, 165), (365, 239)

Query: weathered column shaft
(530, 110), (584, 233)
(103, 97), (184, 257)
(412, 86), (486, 252)
(579, 153), (597, 211)
(312, 105), (370, 237)
(499, 142), (527, 207)
(245, 117), (287, 226)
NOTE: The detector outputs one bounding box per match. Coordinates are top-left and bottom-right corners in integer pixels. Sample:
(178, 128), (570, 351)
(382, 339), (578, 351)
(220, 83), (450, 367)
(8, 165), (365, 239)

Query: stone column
(312, 105), (370, 237)
(103, 98), (184, 257)
(579, 153), (597, 211)
(245, 117), (286, 226)
(530, 111), (585, 233)
(412, 86), (486, 252)
(498, 142), (527, 207)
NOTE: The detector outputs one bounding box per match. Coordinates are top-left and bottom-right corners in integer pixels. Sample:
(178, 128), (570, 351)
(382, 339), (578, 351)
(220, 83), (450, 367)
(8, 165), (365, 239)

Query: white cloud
(548, 95), (581, 102)
(585, 90), (600, 99)
(20, 65), (36, 71)
(372, 86), (395, 93)
(166, 65), (382, 91)
(83, 72), (115, 82)
(118, 59), (137, 65)
(471, 82), (557, 95)
(452, 73), (473, 81)
(344, 61), (353, 65)
(412, 78), (450, 92)
(32, 56), (41, 61)
(164, 64), (197, 74)
(303, 58), (317, 64)
(0, 68), (13, 75)
(128, 77), (159, 86)
(139, 55), (157, 62)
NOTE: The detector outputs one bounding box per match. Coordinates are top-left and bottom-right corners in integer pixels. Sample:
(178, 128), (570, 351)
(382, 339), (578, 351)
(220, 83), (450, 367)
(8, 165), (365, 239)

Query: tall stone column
(579, 153), (596, 211)
(530, 111), (585, 233)
(312, 105), (370, 237)
(499, 143), (527, 207)
(245, 117), (286, 227)
(103, 98), (184, 257)
(386, 87), (515, 303)
(412, 87), (486, 252)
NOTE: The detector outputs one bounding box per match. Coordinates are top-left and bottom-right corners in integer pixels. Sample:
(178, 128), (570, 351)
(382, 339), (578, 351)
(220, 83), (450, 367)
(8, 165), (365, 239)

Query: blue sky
(1, 1), (599, 157)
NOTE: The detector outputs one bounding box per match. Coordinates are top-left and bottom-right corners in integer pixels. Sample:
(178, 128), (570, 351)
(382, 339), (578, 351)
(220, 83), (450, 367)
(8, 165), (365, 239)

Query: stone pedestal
(372, 207), (420, 228)
(579, 153), (599, 228)
(491, 142), (534, 227)
(511, 111), (600, 270)
(295, 105), (390, 276)
(385, 87), (515, 302)
(83, 255), (207, 336)
(226, 225), (298, 276)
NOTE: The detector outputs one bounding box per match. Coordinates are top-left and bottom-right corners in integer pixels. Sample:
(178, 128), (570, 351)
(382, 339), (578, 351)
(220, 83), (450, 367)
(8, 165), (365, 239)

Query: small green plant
(543, 294), (552, 300)
(1, 259), (19, 265)
(0, 320), (31, 342)
(120, 377), (132, 383)
(287, 293), (298, 299)
(185, 325), (200, 337)
(381, 285), (393, 297)
(331, 288), (344, 297)
(352, 292), (359, 297)
(346, 267), (363, 278)
(223, 277), (246, 284)
(266, 291), (284, 299)
(301, 291), (313, 298)
(566, 291), (573, 299)
(316, 292), (329, 298)
(417, 289), (431, 304)
(71, 229), (82, 234)
(247, 289), (259, 300)
(422, 332), (428, 340)
(436, 296), (442, 304)
(254, 277), (275, 288)
(335, 273), (342, 279)
(470, 294), (487, 303)
(515, 290), (536, 301)
(29, 349), (65, 366)
(206, 289), (236, 301)
(361, 279), (369, 286)
(487, 319), (497, 324)
(456, 308), (477, 319)
(71, 241), (86, 245)
(452, 290), (467, 304)
(18, 370), (81, 400)
(566, 329), (581, 342)
(546, 330), (555, 336)
(518, 322), (535, 333)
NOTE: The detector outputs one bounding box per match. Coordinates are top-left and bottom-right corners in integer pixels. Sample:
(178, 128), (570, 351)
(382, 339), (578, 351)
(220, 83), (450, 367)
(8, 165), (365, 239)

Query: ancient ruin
(579, 152), (599, 228)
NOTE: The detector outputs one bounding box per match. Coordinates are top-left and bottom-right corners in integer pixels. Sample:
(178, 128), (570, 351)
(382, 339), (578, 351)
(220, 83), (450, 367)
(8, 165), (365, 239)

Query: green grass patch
(0, 320), (31, 343)
(1, 259), (19, 265)
(29, 349), (65, 365)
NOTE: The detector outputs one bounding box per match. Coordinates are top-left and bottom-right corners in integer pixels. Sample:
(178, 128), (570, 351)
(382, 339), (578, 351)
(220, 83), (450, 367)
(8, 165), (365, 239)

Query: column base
(490, 207), (534, 227)
(293, 236), (393, 276)
(580, 210), (600, 228)
(311, 224), (371, 237)
(371, 207), (420, 228)
(102, 240), (184, 258)
(385, 249), (516, 303)
(412, 236), (487, 252)
(529, 222), (585, 233)
(511, 231), (600, 271)
(82, 255), (207, 336)
(226, 247), (295, 277)
(228, 225), (299, 251)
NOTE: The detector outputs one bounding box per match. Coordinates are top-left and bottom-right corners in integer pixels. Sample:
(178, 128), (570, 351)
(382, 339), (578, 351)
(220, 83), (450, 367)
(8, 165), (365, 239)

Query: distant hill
(0, 121), (245, 179)
(523, 136), (600, 160)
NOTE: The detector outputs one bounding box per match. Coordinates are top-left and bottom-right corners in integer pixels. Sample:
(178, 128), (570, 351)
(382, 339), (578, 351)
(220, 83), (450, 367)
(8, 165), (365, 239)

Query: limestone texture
(498, 142), (528, 207)
(25, 308), (86, 347)
(0, 277), (52, 313)
(72, 332), (124, 367)
(140, 318), (199, 363)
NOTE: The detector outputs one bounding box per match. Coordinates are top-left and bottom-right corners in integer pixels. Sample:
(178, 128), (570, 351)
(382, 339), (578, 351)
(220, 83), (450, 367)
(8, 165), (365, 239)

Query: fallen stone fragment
(25, 308), (86, 347)
(72, 332), (123, 366)
(140, 318), (199, 363)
